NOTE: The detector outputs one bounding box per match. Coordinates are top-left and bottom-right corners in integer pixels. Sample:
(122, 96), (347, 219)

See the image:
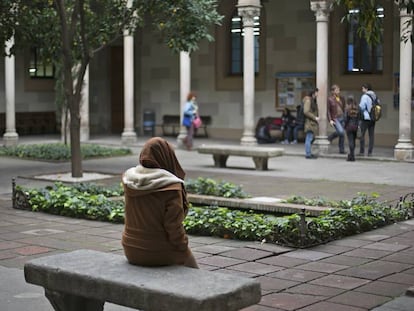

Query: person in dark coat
(122, 137), (198, 268)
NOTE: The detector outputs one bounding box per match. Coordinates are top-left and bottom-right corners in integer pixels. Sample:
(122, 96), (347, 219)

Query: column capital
(399, 7), (414, 18)
(310, 0), (333, 22)
(237, 0), (261, 28)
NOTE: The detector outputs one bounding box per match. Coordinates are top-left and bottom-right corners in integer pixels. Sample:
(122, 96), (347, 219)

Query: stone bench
(197, 144), (284, 170)
(24, 249), (261, 311)
(159, 115), (212, 137)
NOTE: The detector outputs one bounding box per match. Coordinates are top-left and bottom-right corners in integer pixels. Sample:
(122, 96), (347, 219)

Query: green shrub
(17, 182), (412, 248)
(185, 177), (250, 198)
(0, 143), (131, 160)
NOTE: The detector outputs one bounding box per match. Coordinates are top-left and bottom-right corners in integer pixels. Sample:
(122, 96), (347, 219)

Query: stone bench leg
(213, 154), (229, 168)
(252, 157), (268, 170)
(45, 289), (104, 311)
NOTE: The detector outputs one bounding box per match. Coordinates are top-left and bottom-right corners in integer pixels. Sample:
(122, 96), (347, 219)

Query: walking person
(344, 95), (359, 161)
(182, 92), (198, 150)
(359, 83), (377, 156)
(121, 137), (199, 268)
(327, 84), (346, 154)
(303, 88), (319, 159)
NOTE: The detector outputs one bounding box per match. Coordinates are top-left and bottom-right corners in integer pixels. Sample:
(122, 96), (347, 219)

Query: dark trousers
(346, 130), (357, 159)
(359, 120), (375, 155)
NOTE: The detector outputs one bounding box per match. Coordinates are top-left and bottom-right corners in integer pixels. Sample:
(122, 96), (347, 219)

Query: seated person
(281, 107), (299, 144)
(255, 117), (277, 144)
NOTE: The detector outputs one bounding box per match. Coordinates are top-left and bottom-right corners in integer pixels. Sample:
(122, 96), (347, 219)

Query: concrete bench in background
(24, 249), (261, 311)
(197, 144), (284, 170)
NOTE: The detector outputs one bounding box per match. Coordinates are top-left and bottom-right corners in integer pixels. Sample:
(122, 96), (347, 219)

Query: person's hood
(366, 90), (376, 98)
(122, 165), (183, 191)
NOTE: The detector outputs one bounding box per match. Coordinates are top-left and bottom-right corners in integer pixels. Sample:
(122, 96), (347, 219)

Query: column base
(240, 135), (257, 146)
(177, 130), (188, 149)
(80, 127), (90, 142)
(121, 131), (137, 145)
(3, 131), (19, 147)
(394, 140), (413, 161)
(313, 136), (330, 155)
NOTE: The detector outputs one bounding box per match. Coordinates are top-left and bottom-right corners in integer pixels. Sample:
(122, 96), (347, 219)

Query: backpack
(366, 93), (382, 122)
(296, 104), (305, 125)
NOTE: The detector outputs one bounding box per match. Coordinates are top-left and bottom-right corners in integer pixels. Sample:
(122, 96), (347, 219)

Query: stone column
(178, 51), (191, 148)
(394, 7), (413, 160)
(3, 37), (18, 146)
(238, 0), (261, 146)
(121, 0), (137, 145)
(80, 66), (89, 142)
(310, 0), (332, 154)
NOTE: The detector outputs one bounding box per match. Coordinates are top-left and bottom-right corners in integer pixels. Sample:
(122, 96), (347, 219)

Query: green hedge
(0, 143), (132, 160)
(16, 182), (412, 248)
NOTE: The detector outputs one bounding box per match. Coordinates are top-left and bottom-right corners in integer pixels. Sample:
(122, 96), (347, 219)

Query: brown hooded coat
(122, 137), (197, 267)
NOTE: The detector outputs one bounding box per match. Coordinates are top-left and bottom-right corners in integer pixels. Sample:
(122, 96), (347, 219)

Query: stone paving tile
(361, 242), (410, 252)
(75, 227), (121, 236)
(0, 250), (64, 269)
(282, 249), (333, 261)
(241, 304), (284, 311)
(294, 261), (348, 273)
(15, 236), (105, 252)
(0, 231), (34, 241)
(336, 260), (412, 280)
(0, 220), (11, 227)
(371, 296), (414, 311)
(341, 248), (392, 260)
(215, 239), (253, 248)
(257, 255), (310, 268)
(297, 301), (367, 311)
(100, 240), (123, 251)
(399, 230), (414, 239)
(381, 237), (414, 247)
(228, 262), (283, 276)
(404, 267), (414, 275)
(309, 274), (370, 289)
(0, 250), (18, 260)
(191, 244), (236, 255)
(196, 255), (246, 268)
(375, 224), (414, 235)
(52, 232), (116, 244)
(267, 268), (326, 283)
(285, 283), (345, 297)
(353, 233), (391, 241)
(191, 251), (211, 260)
(13, 245), (52, 256)
(355, 280), (409, 297)
(0, 241), (26, 250)
(309, 244), (354, 255)
(187, 236), (225, 244)
(329, 238), (373, 248)
(246, 243), (293, 254)
(255, 276), (300, 293)
(379, 272), (414, 285)
(216, 268), (257, 278)
(220, 247), (273, 261)
(319, 254), (373, 266)
(327, 291), (392, 309)
(259, 292), (325, 310)
(198, 263), (219, 271)
(381, 252), (414, 265)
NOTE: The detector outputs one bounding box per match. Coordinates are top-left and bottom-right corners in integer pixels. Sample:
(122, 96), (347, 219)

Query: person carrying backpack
(359, 83), (377, 157)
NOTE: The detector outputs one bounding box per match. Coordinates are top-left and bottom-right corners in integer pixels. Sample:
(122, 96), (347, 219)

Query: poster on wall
(275, 72), (315, 110)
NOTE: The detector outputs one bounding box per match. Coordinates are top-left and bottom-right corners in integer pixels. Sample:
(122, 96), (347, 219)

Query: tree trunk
(69, 98), (82, 177)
